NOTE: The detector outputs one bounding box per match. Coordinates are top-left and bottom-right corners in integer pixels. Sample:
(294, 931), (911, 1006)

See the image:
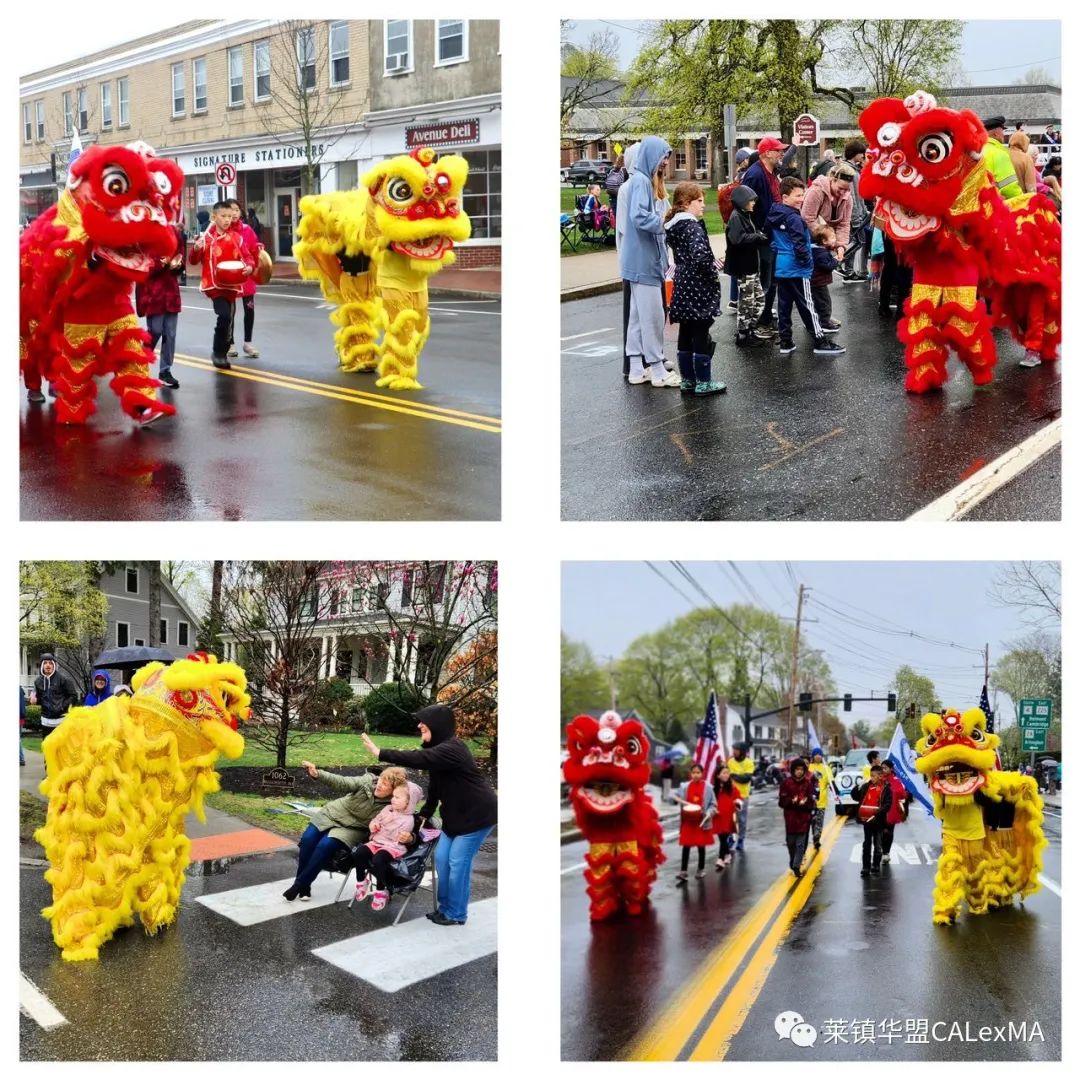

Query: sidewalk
(20, 748), (293, 862)
(561, 233), (728, 303)
(262, 265), (501, 299)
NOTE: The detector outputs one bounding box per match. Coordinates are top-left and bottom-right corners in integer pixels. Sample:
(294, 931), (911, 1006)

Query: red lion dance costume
(564, 711), (665, 921)
(19, 142), (185, 424)
(859, 90), (1061, 393)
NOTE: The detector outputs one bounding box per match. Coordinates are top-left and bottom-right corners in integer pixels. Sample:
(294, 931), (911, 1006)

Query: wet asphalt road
(561, 796), (1061, 1061)
(561, 286), (1060, 521)
(20, 843), (497, 1061)
(20, 288), (501, 521)
(963, 444), (1060, 522)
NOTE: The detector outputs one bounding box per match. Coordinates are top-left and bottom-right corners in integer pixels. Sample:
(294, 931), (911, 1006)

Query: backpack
(716, 182), (738, 223)
(605, 168), (626, 197)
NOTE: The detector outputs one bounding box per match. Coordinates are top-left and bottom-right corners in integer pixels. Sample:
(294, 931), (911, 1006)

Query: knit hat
(735, 147), (752, 164)
(811, 746), (824, 759)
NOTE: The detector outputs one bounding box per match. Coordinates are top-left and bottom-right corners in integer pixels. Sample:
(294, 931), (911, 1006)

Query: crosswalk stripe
(20, 973), (68, 1031)
(313, 897), (497, 992)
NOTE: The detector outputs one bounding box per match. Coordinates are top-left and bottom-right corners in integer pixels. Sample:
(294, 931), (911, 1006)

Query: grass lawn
(20, 791), (46, 842)
(560, 186), (724, 257)
(21, 731), (487, 768)
(203, 791), (315, 841)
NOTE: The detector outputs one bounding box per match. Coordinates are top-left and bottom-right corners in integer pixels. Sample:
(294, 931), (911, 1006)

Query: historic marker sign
(260, 767), (295, 796)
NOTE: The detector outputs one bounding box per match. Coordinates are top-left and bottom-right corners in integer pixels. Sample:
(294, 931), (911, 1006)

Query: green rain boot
(693, 352), (726, 395)
(676, 350), (695, 393)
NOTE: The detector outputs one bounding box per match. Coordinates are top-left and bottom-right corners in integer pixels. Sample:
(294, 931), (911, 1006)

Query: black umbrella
(92, 646), (177, 677)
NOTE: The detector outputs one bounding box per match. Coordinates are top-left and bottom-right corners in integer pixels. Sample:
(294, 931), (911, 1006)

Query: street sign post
(1021, 728), (1047, 752)
(1018, 698), (1053, 766)
(724, 103), (737, 183)
(215, 162), (237, 186)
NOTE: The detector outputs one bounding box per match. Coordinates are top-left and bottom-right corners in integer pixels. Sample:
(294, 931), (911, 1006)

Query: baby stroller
(328, 824), (441, 926)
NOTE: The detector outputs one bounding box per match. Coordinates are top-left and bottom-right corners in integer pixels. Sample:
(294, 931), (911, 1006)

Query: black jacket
(724, 208), (769, 278)
(378, 705), (497, 837)
(33, 653), (78, 722)
(665, 214), (721, 322)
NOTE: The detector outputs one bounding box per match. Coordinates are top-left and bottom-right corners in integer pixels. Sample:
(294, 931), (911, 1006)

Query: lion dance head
(36, 654), (248, 961)
(564, 710), (652, 816)
(914, 707), (999, 800)
(858, 90), (986, 243)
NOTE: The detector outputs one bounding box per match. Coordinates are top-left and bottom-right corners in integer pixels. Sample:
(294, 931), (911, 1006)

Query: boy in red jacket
(188, 200), (255, 369)
(778, 757), (816, 877)
(879, 759), (909, 862)
(852, 764), (893, 877)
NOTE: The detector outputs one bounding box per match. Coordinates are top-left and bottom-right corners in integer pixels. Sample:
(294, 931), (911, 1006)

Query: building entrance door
(274, 189), (298, 260)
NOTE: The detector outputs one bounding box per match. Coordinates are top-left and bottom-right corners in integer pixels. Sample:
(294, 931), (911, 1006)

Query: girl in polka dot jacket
(664, 182), (725, 395)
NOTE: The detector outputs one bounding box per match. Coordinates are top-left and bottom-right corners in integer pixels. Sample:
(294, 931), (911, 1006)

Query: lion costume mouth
(931, 764), (986, 797)
(878, 199), (940, 240)
(578, 782), (634, 813)
(94, 245), (155, 273)
(390, 235), (453, 260)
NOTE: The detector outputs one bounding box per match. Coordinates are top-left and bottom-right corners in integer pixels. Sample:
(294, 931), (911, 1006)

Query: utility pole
(786, 583), (805, 753)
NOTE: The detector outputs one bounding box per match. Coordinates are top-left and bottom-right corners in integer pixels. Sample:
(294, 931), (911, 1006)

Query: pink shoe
(371, 889), (389, 912)
(354, 875), (372, 902)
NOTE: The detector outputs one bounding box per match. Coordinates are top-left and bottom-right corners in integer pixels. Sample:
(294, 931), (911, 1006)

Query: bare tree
(147, 562), (162, 648)
(258, 20), (368, 195)
(988, 562), (1061, 628)
(561, 22), (622, 137)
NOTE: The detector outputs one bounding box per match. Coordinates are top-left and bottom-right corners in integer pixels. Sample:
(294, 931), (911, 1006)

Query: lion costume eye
(971, 728), (984, 741)
(925, 733), (937, 746)
(877, 122), (902, 147)
(626, 736), (641, 756)
(102, 166), (130, 196)
(152, 171), (172, 195)
(917, 132), (953, 164)
(387, 178), (413, 203)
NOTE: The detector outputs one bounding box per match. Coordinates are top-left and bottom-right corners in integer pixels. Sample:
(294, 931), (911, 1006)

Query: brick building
(19, 19), (501, 267)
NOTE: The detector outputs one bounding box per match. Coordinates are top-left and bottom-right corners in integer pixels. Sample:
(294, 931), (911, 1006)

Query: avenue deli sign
(405, 118), (480, 150)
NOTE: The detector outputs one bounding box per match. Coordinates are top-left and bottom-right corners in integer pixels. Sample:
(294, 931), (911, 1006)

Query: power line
(644, 561), (697, 609)
(963, 55), (1060, 74)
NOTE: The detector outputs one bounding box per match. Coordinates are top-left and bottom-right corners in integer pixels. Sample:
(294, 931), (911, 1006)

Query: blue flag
(68, 130), (83, 171)
(887, 722), (934, 817)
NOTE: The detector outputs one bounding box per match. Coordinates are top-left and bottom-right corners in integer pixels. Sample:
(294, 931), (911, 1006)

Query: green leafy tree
(991, 633), (1059, 726)
(889, 665), (939, 742)
(561, 22), (621, 142)
(561, 634), (611, 730)
(850, 719), (873, 745)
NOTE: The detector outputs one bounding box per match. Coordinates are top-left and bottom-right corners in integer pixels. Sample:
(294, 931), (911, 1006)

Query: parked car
(566, 159), (612, 186)
(560, 166), (570, 183)
(833, 748), (877, 815)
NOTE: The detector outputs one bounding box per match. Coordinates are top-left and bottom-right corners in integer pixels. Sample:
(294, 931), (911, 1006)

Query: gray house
(20, 564), (201, 693)
(366, 20), (501, 262)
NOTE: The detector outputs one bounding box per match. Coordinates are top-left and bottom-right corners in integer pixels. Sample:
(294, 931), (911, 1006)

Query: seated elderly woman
(282, 763), (411, 901)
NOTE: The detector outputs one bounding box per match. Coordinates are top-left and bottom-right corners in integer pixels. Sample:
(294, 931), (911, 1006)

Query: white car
(833, 748), (877, 815)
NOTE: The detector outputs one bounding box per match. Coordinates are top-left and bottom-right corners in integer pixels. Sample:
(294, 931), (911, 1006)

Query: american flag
(694, 691), (725, 785)
(980, 683), (994, 733)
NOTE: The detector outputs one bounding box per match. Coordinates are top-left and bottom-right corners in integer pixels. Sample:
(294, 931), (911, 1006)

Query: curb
(561, 281), (623, 303)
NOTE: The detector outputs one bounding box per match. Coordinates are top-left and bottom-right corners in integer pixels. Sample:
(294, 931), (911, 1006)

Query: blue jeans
(147, 312), (178, 376)
(434, 826), (493, 922)
(292, 823), (346, 891)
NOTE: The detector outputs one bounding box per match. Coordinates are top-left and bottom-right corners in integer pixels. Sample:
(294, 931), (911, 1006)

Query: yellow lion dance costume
(914, 707), (1045, 926)
(35, 653), (248, 961)
(293, 146), (471, 390)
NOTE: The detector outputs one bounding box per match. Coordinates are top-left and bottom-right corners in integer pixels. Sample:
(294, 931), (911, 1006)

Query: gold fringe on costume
(35, 656), (248, 961)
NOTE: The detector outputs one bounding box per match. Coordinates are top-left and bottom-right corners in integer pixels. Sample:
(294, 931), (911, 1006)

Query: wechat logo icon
(775, 1011), (818, 1048)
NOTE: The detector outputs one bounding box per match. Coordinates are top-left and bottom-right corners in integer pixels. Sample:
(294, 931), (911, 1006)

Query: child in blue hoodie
(767, 177), (846, 357)
(83, 669), (112, 706)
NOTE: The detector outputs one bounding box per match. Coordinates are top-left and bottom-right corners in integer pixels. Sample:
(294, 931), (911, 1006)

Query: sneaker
(716, 860), (726, 871)
(429, 911), (465, 925)
(841, 271), (869, 284)
(675, 872), (688, 884)
(821, 319), (842, 330)
(754, 323), (778, 338)
(283, 885), (300, 902)
(227, 345), (239, 358)
(860, 869), (870, 878)
(870, 865), (881, 875)
(1019, 350), (1042, 368)
(792, 867), (803, 879)
(354, 875), (372, 902)
(695, 869), (707, 879)
(370, 889), (389, 912)
(813, 339), (846, 356)
(736, 334), (770, 349)
(878, 306), (894, 319)
(300, 889), (311, 902)
(778, 340), (796, 355)
(243, 343), (260, 358)
(882, 853), (891, 863)
(160, 372), (180, 388)
(651, 370), (682, 388)
(212, 355), (232, 370)
(27, 389), (46, 404)
(735, 841), (744, 852)
(694, 380), (726, 395)
(680, 379), (696, 394)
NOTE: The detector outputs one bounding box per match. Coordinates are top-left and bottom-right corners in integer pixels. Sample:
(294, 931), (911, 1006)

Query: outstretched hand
(301, 760), (318, 779)
(360, 732), (379, 757)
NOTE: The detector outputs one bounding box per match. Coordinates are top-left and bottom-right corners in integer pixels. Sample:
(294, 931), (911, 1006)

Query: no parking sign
(215, 162), (237, 186)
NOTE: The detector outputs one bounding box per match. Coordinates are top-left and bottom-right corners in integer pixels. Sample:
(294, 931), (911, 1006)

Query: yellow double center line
(172, 353), (501, 435)
(627, 813), (848, 1061)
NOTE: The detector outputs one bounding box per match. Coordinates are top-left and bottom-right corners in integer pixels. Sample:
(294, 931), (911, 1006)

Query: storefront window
(245, 170), (267, 228)
(336, 159), (357, 192)
(462, 149), (501, 239)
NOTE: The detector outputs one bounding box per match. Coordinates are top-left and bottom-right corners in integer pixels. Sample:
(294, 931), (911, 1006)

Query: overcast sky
(561, 562), (1059, 730)
(563, 19), (1061, 84)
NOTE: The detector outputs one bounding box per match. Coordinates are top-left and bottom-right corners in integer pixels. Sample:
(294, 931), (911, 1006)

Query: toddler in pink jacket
(354, 781), (423, 910)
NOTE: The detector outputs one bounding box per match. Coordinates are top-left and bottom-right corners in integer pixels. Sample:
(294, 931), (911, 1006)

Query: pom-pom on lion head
(914, 707), (999, 798)
(563, 711), (652, 814)
(362, 147), (471, 275)
(858, 91), (986, 241)
(130, 652), (249, 759)
(64, 143), (184, 277)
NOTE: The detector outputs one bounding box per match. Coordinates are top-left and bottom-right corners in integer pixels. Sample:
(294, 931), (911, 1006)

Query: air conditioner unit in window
(386, 53), (408, 72)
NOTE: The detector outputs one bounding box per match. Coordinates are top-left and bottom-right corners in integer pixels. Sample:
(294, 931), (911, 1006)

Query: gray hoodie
(616, 136), (671, 286)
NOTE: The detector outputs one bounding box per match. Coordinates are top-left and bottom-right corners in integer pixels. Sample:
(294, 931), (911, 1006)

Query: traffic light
(843, 693), (852, 712)
(887, 692), (897, 712)
(798, 691), (813, 713)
